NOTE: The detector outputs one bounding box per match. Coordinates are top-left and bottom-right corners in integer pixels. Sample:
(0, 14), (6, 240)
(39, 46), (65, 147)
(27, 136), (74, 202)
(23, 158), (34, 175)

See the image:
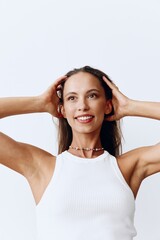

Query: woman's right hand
(39, 76), (67, 118)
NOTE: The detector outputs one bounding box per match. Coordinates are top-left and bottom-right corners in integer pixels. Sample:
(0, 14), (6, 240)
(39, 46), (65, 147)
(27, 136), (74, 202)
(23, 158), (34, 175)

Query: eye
(88, 93), (97, 99)
(67, 96), (76, 101)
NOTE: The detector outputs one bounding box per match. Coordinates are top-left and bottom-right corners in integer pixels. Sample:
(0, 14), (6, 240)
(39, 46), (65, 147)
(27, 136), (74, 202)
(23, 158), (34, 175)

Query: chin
(73, 126), (101, 135)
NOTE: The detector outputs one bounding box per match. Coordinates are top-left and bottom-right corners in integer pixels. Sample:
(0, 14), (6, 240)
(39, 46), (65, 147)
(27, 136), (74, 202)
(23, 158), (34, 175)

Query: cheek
(95, 103), (106, 120)
(63, 104), (75, 118)
(63, 105), (75, 127)
(93, 101), (106, 113)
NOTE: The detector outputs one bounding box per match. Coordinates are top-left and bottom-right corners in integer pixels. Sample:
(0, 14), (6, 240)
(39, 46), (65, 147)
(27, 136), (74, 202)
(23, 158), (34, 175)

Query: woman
(0, 66), (160, 239)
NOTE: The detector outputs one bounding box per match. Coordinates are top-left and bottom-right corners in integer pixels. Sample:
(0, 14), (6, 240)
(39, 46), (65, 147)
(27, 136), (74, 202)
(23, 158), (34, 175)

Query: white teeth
(77, 116), (93, 120)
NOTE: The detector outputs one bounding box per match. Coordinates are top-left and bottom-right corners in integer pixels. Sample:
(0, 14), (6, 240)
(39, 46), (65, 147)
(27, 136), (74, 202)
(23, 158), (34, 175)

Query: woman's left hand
(103, 76), (130, 121)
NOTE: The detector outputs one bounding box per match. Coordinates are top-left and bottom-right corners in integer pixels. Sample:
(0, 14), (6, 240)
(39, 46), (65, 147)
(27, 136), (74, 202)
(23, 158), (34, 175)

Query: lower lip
(76, 117), (94, 123)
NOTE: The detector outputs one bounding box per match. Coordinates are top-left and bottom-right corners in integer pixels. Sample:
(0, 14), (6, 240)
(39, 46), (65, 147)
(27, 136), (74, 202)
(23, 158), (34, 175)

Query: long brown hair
(57, 66), (122, 157)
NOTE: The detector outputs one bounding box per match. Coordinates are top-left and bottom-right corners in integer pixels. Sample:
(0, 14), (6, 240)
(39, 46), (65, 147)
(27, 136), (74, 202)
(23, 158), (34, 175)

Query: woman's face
(61, 72), (111, 135)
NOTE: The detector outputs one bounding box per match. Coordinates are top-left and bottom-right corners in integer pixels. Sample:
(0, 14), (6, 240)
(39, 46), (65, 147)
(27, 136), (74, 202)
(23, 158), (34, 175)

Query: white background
(0, 0), (160, 239)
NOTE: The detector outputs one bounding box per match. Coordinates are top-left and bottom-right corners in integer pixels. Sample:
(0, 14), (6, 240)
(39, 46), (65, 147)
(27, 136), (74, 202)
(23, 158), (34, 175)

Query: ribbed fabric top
(36, 150), (137, 240)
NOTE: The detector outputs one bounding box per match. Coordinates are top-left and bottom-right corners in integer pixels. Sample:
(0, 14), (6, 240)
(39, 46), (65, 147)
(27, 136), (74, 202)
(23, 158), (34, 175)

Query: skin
(0, 72), (160, 204)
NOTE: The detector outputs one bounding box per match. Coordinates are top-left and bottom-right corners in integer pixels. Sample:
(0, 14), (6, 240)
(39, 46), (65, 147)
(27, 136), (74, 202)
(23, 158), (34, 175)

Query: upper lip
(75, 114), (94, 119)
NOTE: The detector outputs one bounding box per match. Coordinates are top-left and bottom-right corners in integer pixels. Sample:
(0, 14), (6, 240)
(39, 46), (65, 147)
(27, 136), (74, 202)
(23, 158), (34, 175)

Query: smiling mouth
(75, 115), (94, 123)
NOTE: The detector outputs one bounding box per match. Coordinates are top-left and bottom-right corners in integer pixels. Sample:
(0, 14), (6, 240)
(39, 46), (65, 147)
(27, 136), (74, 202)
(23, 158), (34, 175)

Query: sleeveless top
(36, 150), (137, 240)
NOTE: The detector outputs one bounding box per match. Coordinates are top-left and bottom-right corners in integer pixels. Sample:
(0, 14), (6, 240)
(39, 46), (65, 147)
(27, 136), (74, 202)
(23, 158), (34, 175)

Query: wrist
(123, 98), (137, 117)
(35, 95), (48, 113)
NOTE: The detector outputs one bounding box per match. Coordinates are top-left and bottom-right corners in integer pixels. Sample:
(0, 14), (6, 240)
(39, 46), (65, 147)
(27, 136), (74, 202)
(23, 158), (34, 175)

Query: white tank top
(36, 150), (137, 240)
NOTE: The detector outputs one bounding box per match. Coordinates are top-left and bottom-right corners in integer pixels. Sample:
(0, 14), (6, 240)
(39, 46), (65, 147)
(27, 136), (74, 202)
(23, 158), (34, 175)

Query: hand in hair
(103, 76), (160, 121)
(103, 76), (130, 121)
(39, 76), (67, 117)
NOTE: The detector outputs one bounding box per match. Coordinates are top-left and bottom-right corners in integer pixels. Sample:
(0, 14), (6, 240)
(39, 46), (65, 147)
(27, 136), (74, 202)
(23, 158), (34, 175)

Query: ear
(104, 100), (112, 115)
(60, 105), (66, 118)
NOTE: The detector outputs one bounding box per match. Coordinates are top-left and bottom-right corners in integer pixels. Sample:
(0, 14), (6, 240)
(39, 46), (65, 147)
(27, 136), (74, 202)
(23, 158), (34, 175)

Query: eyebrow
(64, 89), (100, 98)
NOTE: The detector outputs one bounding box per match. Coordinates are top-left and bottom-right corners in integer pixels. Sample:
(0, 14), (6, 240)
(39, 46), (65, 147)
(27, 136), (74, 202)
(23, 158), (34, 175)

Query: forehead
(64, 72), (103, 92)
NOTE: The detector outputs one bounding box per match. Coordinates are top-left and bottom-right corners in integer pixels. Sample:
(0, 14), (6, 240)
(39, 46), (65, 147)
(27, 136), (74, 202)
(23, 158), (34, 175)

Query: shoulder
(118, 143), (160, 178)
(23, 143), (56, 178)
(117, 146), (149, 181)
(116, 147), (147, 198)
(0, 131), (56, 178)
(116, 144), (160, 197)
(0, 131), (57, 204)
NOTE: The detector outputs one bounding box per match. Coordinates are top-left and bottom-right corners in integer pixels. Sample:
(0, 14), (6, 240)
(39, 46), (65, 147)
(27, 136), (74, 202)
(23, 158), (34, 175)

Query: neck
(69, 133), (103, 158)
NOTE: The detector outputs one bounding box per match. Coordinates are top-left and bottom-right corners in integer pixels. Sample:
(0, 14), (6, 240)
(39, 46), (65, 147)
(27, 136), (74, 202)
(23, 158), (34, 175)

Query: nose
(77, 97), (89, 111)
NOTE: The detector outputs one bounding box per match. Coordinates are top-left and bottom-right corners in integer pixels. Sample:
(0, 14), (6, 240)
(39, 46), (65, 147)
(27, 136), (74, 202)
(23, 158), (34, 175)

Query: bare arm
(0, 76), (67, 119)
(124, 100), (160, 120)
(0, 96), (43, 119)
(0, 95), (44, 177)
(103, 77), (160, 187)
(124, 143), (160, 178)
(117, 143), (160, 198)
(0, 132), (52, 177)
(0, 76), (66, 177)
(139, 143), (160, 178)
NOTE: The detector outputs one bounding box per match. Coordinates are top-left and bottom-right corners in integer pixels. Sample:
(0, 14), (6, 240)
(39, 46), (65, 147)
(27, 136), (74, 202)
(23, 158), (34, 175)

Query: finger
(54, 76), (68, 88)
(102, 76), (119, 91)
(48, 76), (67, 92)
